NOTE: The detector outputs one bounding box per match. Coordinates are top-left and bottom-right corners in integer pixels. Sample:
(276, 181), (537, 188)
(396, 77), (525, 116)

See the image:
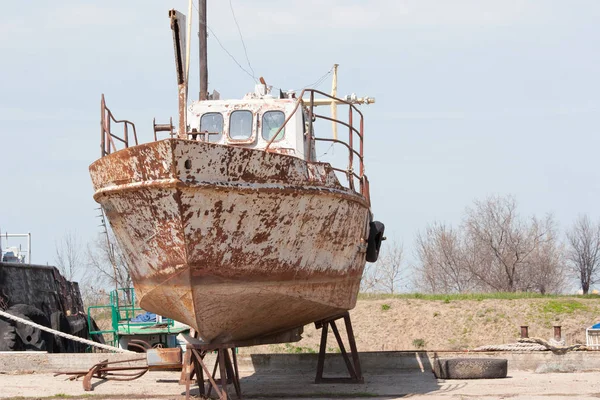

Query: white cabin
(186, 84), (315, 161)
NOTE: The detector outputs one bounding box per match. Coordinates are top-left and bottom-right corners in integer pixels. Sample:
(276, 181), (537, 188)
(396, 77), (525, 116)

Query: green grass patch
(381, 303), (391, 311)
(541, 299), (588, 314)
(358, 292), (600, 301)
(283, 343), (317, 354)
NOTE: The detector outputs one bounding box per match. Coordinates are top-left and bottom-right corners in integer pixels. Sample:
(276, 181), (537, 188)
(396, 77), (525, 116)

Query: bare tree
(414, 195), (566, 294)
(54, 231), (82, 281)
(526, 215), (566, 294)
(360, 261), (378, 293)
(566, 215), (600, 295)
(377, 243), (404, 294)
(415, 223), (474, 293)
(464, 195), (545, 292)
(86, 231), (132, 295)
(361, 242), (404, 294)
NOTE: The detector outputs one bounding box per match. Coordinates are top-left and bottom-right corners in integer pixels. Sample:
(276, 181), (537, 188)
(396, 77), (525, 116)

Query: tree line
(362, 195), (600, 295)
(54, 230), (132, 307)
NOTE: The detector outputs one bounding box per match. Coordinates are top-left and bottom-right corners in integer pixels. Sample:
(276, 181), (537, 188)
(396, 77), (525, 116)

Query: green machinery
(88, 288), (189, 351)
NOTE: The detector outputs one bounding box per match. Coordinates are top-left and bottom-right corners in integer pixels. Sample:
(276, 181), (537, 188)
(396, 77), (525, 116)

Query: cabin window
(228, 110), (253, 140)
(200, 113), (223, 142)
(262, 111), (285, 142)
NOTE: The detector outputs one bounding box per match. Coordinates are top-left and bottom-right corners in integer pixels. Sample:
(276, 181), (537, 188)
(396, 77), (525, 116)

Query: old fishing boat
(89, 6), (384, 344)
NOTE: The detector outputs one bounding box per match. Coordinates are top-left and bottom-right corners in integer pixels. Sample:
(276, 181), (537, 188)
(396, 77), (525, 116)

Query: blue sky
(1, 1), (599, 284)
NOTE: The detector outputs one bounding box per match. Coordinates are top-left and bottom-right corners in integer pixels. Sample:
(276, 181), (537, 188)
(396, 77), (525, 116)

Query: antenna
(331, 64), (339, 140)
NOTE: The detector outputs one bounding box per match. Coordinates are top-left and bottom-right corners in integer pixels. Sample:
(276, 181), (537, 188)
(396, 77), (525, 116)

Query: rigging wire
(300, 66), (334, 90)
(193, 0), (256, 82)
(228, 0), (256, 80)
(192, 1), (334, 94)
(270, 66), (335, 96)
(318, 142), (335, 158)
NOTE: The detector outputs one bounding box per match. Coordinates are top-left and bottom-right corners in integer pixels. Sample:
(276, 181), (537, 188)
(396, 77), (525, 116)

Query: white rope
(473, 337), (587, 354)
(473, 343), (547, 352)
(0, 309), (134, 354)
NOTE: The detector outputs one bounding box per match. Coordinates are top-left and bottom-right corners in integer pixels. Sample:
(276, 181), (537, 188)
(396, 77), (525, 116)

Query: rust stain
(91, 90), (373, 344)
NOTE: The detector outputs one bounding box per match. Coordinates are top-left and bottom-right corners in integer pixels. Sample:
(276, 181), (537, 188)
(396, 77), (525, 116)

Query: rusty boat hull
(90, 138), (371, 343)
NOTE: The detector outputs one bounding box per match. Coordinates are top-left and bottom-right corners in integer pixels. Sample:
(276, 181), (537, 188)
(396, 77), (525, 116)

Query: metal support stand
(182, 343), (241, 400)
(314, 311), (364, 384)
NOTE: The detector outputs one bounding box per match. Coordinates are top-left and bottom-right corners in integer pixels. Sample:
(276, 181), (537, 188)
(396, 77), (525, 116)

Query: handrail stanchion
(101, 96), (106, 157)
(124, 124), (129, 148)
(99, 96), (138, 157)
(107, 117), (111, 154)
(348, 107), (354, 190)
(308, 91), (315, 160)
(359, 116), (364, 195)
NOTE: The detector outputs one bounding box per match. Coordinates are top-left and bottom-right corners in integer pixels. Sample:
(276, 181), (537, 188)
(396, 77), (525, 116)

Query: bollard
(520, 326), (529, 338)
(553, 326), (562, 341)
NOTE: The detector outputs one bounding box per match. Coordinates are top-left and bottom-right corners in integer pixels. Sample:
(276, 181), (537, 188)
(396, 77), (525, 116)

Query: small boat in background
(89, 5), (384, 344)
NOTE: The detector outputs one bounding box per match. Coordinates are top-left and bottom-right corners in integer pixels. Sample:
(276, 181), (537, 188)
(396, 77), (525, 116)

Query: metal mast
(199, 0), (208, 100)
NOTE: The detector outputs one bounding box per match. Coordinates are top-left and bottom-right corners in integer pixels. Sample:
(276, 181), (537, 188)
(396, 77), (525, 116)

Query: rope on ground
(519, 337), (587, 354)
(0, 308), (134, 354)
(473, 337), (587, 354)
(473, 342), (548, 352)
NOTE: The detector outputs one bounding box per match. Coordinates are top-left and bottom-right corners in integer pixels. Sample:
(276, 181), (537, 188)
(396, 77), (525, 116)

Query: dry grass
(240, 296), (600, 354)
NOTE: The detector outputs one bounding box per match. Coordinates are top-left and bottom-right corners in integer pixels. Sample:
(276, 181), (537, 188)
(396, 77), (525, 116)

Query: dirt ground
(242, 297), (600, 354)
(2, 369), (600, 399)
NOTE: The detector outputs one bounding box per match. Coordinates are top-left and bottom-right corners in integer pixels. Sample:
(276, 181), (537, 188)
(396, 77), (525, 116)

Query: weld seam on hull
(93, 178), (369, 206)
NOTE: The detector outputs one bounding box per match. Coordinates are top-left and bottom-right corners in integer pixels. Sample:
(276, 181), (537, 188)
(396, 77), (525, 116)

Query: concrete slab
(3, 350), (599, 374)
(1, 369), (600, 399)
(1, 351), (600, 399)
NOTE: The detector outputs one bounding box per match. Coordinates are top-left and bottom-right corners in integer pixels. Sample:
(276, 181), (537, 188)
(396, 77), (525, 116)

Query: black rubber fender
(366, 221), (385, 263)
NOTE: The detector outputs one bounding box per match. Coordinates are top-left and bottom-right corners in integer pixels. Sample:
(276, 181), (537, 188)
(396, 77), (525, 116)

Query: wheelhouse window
(200, 113), (223, 142)
(262, 111), (285, 141)
(229, 110), (253, 140)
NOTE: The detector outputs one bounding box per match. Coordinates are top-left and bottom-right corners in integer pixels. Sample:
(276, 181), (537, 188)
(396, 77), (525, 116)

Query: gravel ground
(2, 369), (600, 399)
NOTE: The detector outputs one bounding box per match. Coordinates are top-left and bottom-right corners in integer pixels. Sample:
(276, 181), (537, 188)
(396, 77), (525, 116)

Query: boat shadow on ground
(185, 352), (450, 399)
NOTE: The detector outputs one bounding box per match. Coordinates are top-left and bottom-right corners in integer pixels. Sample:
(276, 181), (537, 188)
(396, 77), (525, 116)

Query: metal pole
(554, 326), (562, 341)
(199, 0), (208, 100)
(185, 0), (193, 101)
(27, 233), (31, 264)
(331, 64), (338, 140)
(100, 95), (105, 157)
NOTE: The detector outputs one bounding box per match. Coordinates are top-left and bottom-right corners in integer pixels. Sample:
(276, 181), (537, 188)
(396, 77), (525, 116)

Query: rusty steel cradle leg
(185, 344), (241, 400)
(314, 311), (364, 384)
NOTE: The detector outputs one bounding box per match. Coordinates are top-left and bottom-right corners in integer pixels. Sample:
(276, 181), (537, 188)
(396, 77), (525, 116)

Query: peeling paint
(92, 91), (372, 344)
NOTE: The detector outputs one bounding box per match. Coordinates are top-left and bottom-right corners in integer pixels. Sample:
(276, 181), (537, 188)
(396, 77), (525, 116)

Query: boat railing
(266, 88), (369, 202)
(98, 91), (371, 203)
(100, 94), (138, 157)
